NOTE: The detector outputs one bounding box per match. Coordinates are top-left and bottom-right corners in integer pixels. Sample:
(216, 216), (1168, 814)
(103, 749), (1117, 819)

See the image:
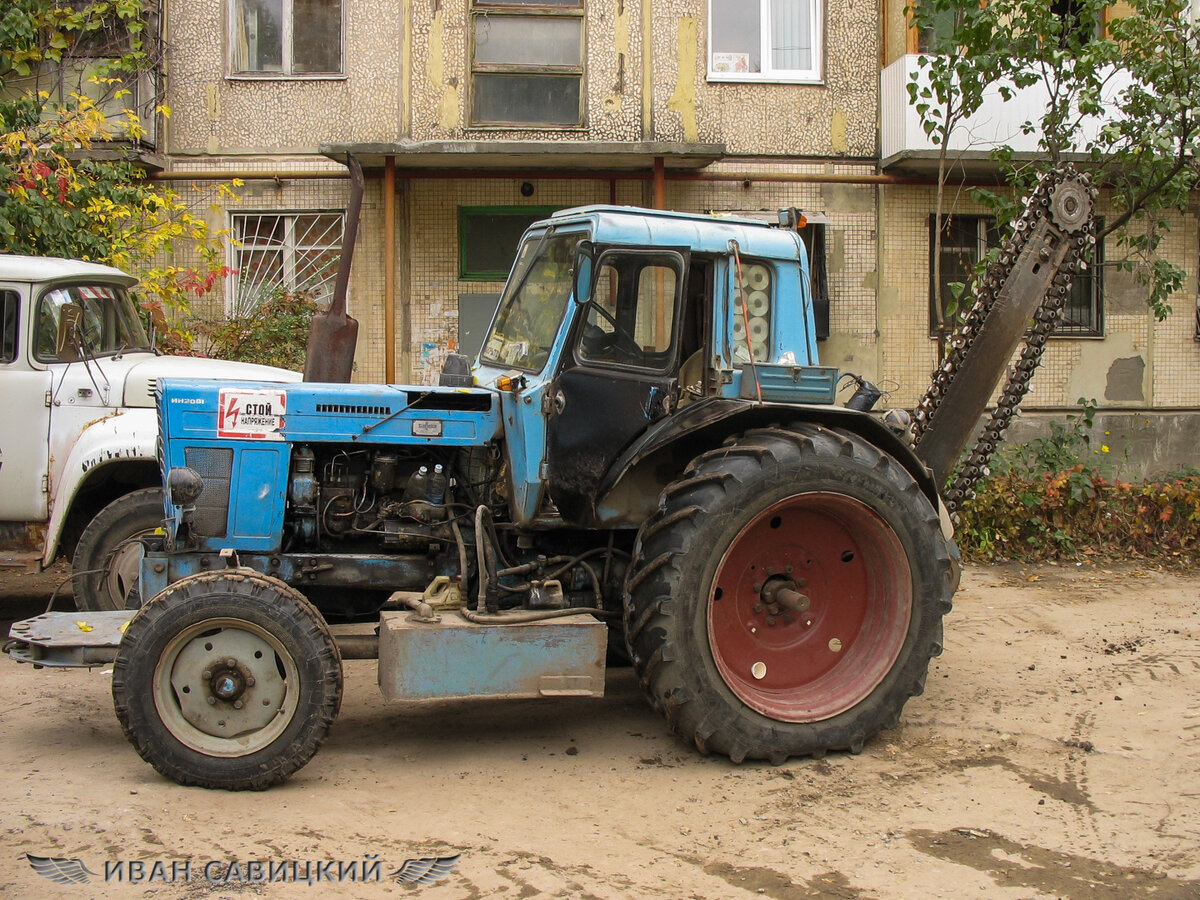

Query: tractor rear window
(733, 262), (772, 364)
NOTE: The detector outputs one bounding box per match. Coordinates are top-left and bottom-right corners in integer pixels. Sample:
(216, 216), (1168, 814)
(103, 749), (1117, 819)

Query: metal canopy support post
(385, 155), (397, 383)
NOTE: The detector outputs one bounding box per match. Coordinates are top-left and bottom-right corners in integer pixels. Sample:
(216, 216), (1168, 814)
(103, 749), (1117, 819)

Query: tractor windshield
(481, 230), (582, 372)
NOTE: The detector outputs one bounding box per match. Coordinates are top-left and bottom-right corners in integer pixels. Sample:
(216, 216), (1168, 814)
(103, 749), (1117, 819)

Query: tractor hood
(158, 379), (503, 447)
(122, 355), (302, 408)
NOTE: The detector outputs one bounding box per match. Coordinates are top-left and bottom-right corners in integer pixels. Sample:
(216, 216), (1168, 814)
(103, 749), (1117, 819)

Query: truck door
(544, 248), (688, 523)
(0, 286), (52, 522)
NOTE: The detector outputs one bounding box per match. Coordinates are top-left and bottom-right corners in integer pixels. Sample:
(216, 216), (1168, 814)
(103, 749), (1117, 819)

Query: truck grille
(184, 447), (233, 537)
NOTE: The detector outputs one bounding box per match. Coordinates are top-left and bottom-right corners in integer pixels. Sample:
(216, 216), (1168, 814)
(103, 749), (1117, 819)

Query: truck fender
(44, 407), (159, 564)
(595, 397), (943, 525)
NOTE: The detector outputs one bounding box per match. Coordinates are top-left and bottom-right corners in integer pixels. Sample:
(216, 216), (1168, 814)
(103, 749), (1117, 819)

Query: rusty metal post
(385, 155), (396, 383)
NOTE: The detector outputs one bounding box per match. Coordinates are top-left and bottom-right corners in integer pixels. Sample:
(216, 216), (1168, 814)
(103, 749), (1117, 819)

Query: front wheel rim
(707, 492), (912, 723)
(152, 618), (301, 757)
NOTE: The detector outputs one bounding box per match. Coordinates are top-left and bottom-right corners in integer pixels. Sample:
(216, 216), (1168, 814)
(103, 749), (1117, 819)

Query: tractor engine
(285, 446), (457, 552)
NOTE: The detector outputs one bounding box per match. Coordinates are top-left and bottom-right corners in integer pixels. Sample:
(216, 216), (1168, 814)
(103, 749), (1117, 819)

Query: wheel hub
(209, 665), (247, 702)
(156, 621), (295, 752)
(754, 575), (810, 627)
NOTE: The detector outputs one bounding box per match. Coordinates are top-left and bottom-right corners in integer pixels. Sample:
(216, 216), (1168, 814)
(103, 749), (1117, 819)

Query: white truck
(0, 255), (300, 610)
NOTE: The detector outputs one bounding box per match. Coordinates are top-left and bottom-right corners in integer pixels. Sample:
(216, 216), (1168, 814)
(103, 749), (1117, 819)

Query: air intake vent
(315, 403), (392, 416)
(184, 447), (233, 537)
(146, 377), (158, 400)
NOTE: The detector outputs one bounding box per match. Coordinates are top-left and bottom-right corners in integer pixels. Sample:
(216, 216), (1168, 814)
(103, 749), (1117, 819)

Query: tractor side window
(578, 253), (681, 370)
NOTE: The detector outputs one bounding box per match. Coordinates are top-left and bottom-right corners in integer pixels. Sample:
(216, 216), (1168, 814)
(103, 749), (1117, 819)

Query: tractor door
(544, 248), (688, 523)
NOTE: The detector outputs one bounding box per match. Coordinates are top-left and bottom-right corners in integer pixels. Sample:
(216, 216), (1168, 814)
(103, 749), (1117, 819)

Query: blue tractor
(10, 167), (1095, 790)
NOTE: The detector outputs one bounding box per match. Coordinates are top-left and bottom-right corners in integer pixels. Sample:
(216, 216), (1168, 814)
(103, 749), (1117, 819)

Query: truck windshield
(35, 283), (153, 362)
(481, 231), (582, 372)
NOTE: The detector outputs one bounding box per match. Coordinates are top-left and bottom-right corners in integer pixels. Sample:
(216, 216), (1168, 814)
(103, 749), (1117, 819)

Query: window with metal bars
(928, 214), (1103, 337)
(228, 212), (343, 315)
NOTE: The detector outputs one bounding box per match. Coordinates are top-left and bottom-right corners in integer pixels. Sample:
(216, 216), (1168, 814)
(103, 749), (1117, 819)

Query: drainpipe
(653, 156), (666, 209)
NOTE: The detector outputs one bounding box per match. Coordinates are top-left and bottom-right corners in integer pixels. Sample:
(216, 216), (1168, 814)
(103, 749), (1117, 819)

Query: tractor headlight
(167, 466), (204, 507)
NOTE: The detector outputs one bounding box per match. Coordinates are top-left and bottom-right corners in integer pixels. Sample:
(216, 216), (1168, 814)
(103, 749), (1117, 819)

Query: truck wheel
(73, 487), (164, 611)
(624, 423), (955, 764)
(112, 571), (343, 790)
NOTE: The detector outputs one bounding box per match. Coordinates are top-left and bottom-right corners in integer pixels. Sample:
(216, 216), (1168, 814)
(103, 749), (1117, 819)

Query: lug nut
(233, 700), (244, 709)
(202, 670), (211, 680)
(246, 677), (256, 687)
(207, 696), (216, 705)
(226, 658), (237, 668)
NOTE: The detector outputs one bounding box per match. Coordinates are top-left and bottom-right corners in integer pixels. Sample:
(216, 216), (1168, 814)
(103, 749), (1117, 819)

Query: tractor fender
(44, 407), (159, 564)
(595, 397), (943, 527)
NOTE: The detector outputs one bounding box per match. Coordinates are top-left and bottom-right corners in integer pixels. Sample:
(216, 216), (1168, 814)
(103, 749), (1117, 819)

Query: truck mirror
(54, 302), (83, 362)
(572, 241), (594, 305)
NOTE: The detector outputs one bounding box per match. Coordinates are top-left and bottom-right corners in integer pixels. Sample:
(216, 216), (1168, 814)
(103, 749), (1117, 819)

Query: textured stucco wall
(167, 1), (877, 157)
(166, 1), (403, 155)
(648, 0), (878, 157)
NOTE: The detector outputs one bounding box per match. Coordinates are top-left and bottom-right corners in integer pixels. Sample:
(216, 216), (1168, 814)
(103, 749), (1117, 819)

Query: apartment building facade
(154, 0), (1196, 468)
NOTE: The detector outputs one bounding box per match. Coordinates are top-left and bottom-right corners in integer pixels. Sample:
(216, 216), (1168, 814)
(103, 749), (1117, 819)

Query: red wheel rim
(707, 492), (912, 723)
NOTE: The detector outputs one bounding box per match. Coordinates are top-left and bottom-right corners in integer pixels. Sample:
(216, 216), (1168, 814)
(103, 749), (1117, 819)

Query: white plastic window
(708, 0), (822, 83)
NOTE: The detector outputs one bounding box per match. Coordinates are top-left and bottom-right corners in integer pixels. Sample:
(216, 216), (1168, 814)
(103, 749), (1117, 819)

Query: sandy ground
(0, 560), (1198, 899)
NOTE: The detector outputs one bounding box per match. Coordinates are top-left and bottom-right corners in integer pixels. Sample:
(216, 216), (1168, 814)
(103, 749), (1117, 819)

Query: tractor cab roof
(541, 205), (805, 262)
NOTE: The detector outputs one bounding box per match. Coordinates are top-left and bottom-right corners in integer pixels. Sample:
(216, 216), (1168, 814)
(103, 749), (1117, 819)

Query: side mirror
(572, 240), (595, 305)
(54, 302), (83, 362)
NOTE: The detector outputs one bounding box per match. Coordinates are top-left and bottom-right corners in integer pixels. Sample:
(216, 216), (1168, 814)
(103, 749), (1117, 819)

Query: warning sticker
(217, 389), (287, 440)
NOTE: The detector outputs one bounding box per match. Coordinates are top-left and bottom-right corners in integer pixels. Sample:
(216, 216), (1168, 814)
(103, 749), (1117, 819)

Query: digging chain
(911, 165), (1097, 515)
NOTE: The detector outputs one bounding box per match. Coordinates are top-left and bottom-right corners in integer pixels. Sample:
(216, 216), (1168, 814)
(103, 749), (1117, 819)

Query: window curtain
(771, 0), (811, 71)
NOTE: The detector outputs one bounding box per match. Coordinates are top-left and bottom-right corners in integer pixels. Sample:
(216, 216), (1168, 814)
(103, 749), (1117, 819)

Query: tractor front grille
(184, 447), (233, 537)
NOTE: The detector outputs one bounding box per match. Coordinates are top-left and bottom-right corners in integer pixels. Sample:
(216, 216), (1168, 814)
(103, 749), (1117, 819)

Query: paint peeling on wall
(667, 17), (699, 143)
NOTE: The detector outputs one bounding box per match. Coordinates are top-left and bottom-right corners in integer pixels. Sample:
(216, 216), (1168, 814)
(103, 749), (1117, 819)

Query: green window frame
(458, 206), (564, 281)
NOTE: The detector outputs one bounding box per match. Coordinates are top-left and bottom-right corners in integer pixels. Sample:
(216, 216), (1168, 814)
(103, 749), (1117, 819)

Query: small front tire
(112, 571), (343, 790)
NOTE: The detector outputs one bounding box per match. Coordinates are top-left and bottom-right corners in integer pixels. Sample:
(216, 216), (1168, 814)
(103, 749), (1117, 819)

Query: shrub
(204, 291), (317, 371)
(958, 468), (1200, 564)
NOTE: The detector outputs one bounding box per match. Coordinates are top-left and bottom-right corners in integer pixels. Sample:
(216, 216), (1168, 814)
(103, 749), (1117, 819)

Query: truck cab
(0, 255), (300, 609)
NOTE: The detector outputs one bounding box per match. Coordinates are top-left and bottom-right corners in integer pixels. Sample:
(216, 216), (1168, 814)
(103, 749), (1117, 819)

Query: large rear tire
(624, 423), (955, 763)
(112, 571), (343, 790)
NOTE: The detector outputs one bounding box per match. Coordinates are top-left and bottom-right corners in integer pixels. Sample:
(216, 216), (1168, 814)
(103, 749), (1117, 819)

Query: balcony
(880, 54), (1131, 175)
